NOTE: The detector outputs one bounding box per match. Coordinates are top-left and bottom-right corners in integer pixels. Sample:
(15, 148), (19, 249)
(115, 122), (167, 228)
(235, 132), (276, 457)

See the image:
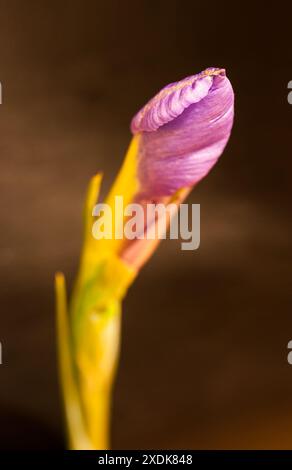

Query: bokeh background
(0, 0), (291, 449)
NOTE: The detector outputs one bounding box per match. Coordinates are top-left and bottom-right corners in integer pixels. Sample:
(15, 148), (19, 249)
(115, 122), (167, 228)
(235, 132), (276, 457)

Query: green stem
(55, 173), (136, 450)
(56, 262), (128, 449)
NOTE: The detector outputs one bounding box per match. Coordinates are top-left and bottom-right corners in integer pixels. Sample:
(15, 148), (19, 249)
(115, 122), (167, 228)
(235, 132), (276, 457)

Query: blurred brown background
(0, 0), (291, 449)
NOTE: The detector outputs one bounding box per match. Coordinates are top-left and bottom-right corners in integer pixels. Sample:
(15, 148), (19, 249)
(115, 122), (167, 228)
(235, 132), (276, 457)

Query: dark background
(0, 0), (291, 449)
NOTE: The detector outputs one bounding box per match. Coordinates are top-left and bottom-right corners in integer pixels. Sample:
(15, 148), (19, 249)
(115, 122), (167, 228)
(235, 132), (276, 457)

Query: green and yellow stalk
(55, 139), (138, 450)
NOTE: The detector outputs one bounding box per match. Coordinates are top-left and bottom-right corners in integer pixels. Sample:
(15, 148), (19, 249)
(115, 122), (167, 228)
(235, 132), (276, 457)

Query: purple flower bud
(131, 68), (234, 197)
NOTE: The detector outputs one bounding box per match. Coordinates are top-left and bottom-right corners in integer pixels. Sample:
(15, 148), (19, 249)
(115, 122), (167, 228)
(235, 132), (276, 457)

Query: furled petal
(131, 68), (234, 197)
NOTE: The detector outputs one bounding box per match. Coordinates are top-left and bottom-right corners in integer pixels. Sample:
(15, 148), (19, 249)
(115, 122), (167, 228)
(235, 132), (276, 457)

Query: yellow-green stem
(56, 158), (136, 450)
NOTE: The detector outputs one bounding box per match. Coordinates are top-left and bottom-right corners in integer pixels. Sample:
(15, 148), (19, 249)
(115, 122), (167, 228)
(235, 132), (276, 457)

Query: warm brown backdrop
(0, 0), (291, 449)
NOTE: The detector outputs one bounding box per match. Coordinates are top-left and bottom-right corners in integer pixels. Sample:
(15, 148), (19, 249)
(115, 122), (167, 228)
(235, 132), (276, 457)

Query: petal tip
(130, 67), (229, 134)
